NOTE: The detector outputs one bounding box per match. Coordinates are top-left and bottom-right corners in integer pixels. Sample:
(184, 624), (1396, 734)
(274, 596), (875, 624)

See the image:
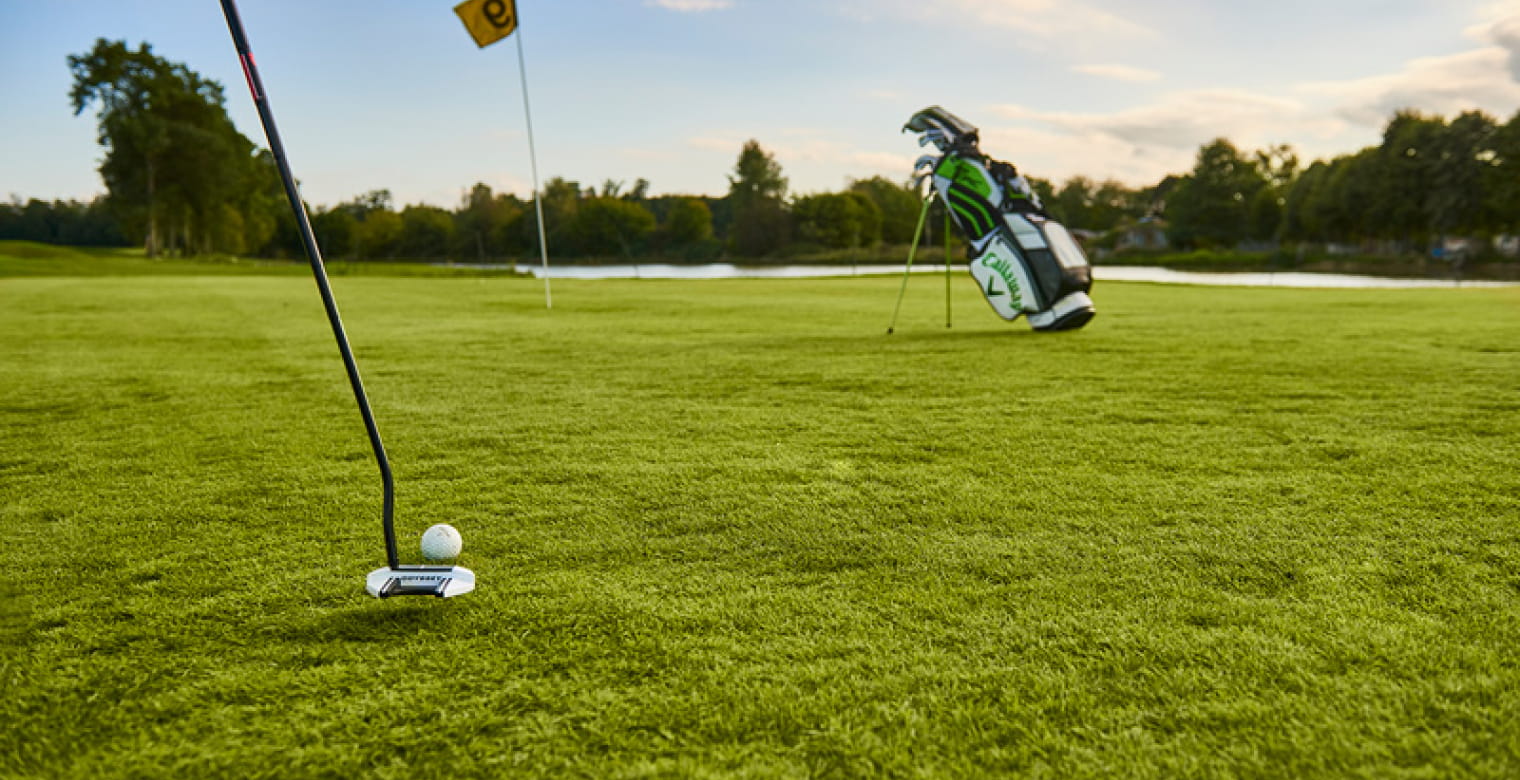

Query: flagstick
(515, 29), (552, 308)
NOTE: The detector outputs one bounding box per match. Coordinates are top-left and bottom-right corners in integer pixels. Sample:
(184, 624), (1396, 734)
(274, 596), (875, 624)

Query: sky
(3, 0), (1519, 209)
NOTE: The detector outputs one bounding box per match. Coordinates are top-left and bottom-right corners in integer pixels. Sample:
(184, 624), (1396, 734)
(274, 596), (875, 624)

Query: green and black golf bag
(905, 106), (1095, 331)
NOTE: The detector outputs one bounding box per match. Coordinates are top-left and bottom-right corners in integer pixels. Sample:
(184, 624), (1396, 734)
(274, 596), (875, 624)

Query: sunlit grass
(2, 261), (1517, 777)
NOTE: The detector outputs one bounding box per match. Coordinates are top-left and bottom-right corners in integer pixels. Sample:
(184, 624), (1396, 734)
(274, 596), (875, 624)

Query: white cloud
(1300, 3), (1520, 126)
(991, 90), (1336, 152)
(976, 89), (1354, 185)
(839, 0), (1154, 50)
(647, 0), (733, 11)
(1298, 47), (1520, 126)
(940, 0), (1154, 41)
(1072, 63), (1161, 83)
(1471, 3), (1520, 82)
(977, 123), (1188, 186)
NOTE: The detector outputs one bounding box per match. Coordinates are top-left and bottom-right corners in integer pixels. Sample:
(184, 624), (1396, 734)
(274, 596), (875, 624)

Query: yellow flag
(455, 0), (518, 48)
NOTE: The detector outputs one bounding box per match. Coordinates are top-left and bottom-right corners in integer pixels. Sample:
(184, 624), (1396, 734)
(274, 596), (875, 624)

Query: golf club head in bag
(366, 564), (476, 598)
(904, 106), (1095, 332)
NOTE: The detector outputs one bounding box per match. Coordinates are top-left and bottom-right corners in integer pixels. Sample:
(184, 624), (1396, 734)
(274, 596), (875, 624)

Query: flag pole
(514, 29), (552, 309)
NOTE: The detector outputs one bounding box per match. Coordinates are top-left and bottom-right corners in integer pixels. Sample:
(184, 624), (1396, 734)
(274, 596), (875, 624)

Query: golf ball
(420, 523), (463, 561)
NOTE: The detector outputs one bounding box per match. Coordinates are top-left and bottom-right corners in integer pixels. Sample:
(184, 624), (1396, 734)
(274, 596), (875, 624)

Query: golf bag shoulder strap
(987, 159), (1046, 216)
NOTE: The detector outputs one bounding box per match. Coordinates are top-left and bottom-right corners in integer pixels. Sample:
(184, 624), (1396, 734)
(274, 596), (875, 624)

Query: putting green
(2, 262), (1517, 777)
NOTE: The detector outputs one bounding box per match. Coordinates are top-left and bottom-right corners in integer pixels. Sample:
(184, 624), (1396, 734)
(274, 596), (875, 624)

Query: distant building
(1115, 217), (1167, 251)
(1069, 228), (1103, 246)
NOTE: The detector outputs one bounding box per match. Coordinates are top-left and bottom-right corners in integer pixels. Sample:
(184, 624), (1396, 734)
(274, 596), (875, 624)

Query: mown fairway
(2, 253), (1518, 778)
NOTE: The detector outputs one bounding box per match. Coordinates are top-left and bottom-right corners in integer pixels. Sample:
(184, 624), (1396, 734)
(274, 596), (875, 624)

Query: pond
(490, 262), (1515, 288)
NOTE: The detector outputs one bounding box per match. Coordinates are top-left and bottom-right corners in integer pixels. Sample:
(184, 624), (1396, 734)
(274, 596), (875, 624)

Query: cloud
(940, 0), (1155, 41)
(975, 89), (1356, 185)
(1298, 47), (1520, 126)
(840, 0), (1155, 49)
(991, 90), (1333, 152)
(1301, 3), (1520, 126)
(976, 123), (1189, 186)
(647, 0), (733, 11)
(1472, 4), (1520, 81)
(1072, 63), (1161, 83)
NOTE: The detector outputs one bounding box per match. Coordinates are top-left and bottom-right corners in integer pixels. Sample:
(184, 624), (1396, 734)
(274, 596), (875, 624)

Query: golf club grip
(218, 0), (312, 271)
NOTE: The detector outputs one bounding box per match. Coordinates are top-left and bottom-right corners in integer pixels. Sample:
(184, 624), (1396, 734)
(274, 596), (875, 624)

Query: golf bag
(905, 106), (1095, 331)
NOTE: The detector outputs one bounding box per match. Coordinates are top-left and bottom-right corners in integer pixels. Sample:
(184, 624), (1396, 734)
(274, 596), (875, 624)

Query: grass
(0, 240), (523, 278)
(2, 248), (1518, 778)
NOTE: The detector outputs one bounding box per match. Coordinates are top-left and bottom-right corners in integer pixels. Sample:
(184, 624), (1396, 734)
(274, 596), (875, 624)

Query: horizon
(3, 0), (1519, 209)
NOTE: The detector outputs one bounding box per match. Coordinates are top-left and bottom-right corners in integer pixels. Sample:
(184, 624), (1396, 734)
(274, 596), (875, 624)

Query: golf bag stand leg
(887, 193), (936, 334)
(219, 0), (473, 598)
(944, 208), (952, 328)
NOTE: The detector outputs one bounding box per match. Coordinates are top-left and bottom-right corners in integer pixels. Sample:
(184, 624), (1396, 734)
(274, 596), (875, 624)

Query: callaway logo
(981, 252), (1023, 309)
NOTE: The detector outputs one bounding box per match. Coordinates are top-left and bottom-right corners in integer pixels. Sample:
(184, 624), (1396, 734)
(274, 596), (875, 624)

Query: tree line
(1162, 110), (1520, 254)
(9, 38), (1518, 262)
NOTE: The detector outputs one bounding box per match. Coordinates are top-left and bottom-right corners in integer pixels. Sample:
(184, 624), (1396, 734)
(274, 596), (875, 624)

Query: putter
(219, 0), (473, 598)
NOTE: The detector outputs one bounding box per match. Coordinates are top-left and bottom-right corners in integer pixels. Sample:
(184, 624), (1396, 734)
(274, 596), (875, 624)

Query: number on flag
(455, 0), (518, 48)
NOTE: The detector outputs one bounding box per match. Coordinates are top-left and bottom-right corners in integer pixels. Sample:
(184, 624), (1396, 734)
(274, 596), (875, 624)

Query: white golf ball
(420, 524), (463, 561)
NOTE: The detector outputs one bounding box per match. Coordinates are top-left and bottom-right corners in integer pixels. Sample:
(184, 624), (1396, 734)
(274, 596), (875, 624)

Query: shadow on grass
(309, 602), (470, 644)
(754, 328), (1044, 351)
(879, 327), (1045, 342)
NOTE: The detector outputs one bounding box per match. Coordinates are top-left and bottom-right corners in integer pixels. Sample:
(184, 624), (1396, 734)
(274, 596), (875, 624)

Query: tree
(453, 183), (524, 261)
(848, 177), (920, 244)
(398, 205), (455, 259)
(1281, 160), (1330, 243)
(728, 140), (787, 207)
(536, 177), (582, 254)
(355, 209), (402, 260)
(659, 197), (714, 247)
(0, 197), (125, 246)
(1165, 139), (1269, 248)
(340, 189), (395, 219)
(1372, 111), (1445, 247)
(1489, 110), (1520, 235)
(1049, 176), (1096, 229)
(1247, 186), (1283, 243)
(1245, 145), (1297, 242)
(69, 39), (271, 256)
(1280, 149), (1377, 246)
(311, 207), (357, 259)
(570, 197), (656, 257)
(792, 191), (881, 249)
(624, 178), (651, 202)
(1428, 110), (1497, 237)
(727, 140), (789, 256)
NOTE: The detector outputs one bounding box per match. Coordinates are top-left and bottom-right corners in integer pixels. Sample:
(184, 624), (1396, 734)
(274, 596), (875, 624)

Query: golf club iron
(219, 0), (473, 598)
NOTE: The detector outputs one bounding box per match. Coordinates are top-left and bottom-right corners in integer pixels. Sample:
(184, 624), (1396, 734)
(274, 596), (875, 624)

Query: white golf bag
(905, 106), (1095, 331)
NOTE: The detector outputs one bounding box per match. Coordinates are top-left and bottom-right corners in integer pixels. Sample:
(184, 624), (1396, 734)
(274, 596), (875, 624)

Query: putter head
(366, 564), (476, 598)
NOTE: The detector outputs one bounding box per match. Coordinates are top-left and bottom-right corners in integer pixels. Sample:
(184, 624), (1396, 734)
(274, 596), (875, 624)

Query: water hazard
(488, 262), (1515, 289)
